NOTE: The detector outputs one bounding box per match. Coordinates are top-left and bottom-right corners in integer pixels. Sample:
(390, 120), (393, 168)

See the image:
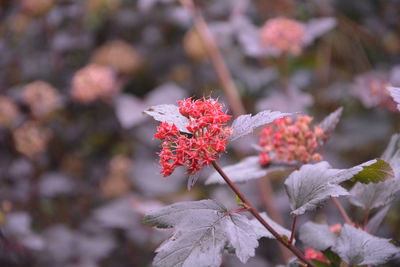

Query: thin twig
(212, 161), (315, 267)
(331, 196), (354, 225)
(180, 0), (245, 118)
(289, 216), (297, 244)
(362, 208), (370, 229)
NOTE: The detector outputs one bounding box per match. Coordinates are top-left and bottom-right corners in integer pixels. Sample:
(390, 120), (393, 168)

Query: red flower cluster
(258, 116), (325, 165)
(154, 98), (232, 177)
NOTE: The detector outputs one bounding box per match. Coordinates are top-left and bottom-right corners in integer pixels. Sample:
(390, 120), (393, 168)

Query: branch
(180, 0), (245, 117)
(212, 161), (315, 267)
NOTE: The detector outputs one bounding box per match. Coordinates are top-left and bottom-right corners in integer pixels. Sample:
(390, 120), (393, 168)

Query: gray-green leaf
(382, 134), (400, 176)
(366, 205), (391, 234)
(318, 107), (343, 136)
(144, 199), (259, 267)
(284, 161), (364, 215)
(299, 222), (337, 251)
(351, 158), (394, 184)
(205, 156), (290, 184)
(331, 224), (400, 265)
(229, 110), (291, 141)
(250, 212), (292, 241)
(143, 104), (190, 133)
(348, 178), (400, 210)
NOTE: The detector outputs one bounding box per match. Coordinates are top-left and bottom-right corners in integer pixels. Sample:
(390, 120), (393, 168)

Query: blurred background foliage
(0, 0), (399, 266)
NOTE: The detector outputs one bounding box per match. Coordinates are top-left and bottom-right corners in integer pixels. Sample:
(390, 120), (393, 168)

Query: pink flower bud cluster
(260, 17), (305, 56)
(22, 81), (61, 118)
(304, 248), (328, 263)
(71, 64), (119, 103)
(154, 98), (232, 177)
(258, 116), (325, 165)
(13, 121), (52, 159)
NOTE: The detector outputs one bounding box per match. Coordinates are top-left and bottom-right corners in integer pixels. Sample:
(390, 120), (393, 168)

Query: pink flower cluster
(260, 17), (305, 56)
(258, 116), (324, 165)
(154, 98), (232, 177)
(71, 64), (119, 103)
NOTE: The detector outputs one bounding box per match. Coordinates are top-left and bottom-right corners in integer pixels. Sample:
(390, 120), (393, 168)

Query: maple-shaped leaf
(250, 212), (292, 241)
(229, 110), (291, 141)
(284, 161), (366, 215)
(349, 178), (400, 210)
(143, 104), (190, 133)
(349, 135), (400, 210)
(387, 86), (400, 111)
(205, 156), (291, 185)
(144, 200), (259, 267)
(366, 205), (391, 234)
(332, 224), (400, 265)
(299, 222), (337, 251)
(318, 107), (343, 137)
(382, 134), (400, 175)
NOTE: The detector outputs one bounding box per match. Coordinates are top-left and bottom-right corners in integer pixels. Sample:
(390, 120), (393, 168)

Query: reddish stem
(331, 196), (354, 225)
(180, 0), (245, 118)
(289, 216), (297, 244)
(212, 161), (315, 267)
(362, 208), (371, 229)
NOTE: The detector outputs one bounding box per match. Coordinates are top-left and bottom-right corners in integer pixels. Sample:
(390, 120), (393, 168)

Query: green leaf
(144, 199), (260, 266)
(322, 249), (341, 267)
(351, 158), (394, 184)
(310, 260), (332, 267)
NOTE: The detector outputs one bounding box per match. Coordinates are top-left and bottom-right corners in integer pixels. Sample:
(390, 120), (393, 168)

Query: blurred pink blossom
(260, 17), (305, 56)
(13, 121), (52, 159)
(71, 64), (119, 103)
(351, 69), (399, 111)
(22, 81), (61, 118)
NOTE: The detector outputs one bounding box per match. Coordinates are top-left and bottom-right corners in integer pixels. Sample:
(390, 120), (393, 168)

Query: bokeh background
(0, 0), (399, 266)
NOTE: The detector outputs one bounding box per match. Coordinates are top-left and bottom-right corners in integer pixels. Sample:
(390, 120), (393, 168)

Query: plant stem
(182, 0), (300, 263)
(180, 0), (245, 118)
(289, 216), (297, 244)
(258, 175), (292, 261)
(331, 196), (354, 225)
(212, 161), (315, 267)
(362, 208), (370, 229)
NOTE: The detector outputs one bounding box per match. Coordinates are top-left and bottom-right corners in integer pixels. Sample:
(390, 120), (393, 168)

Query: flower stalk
(212, 161), (315, 267)
(331, 196), (354, 225)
